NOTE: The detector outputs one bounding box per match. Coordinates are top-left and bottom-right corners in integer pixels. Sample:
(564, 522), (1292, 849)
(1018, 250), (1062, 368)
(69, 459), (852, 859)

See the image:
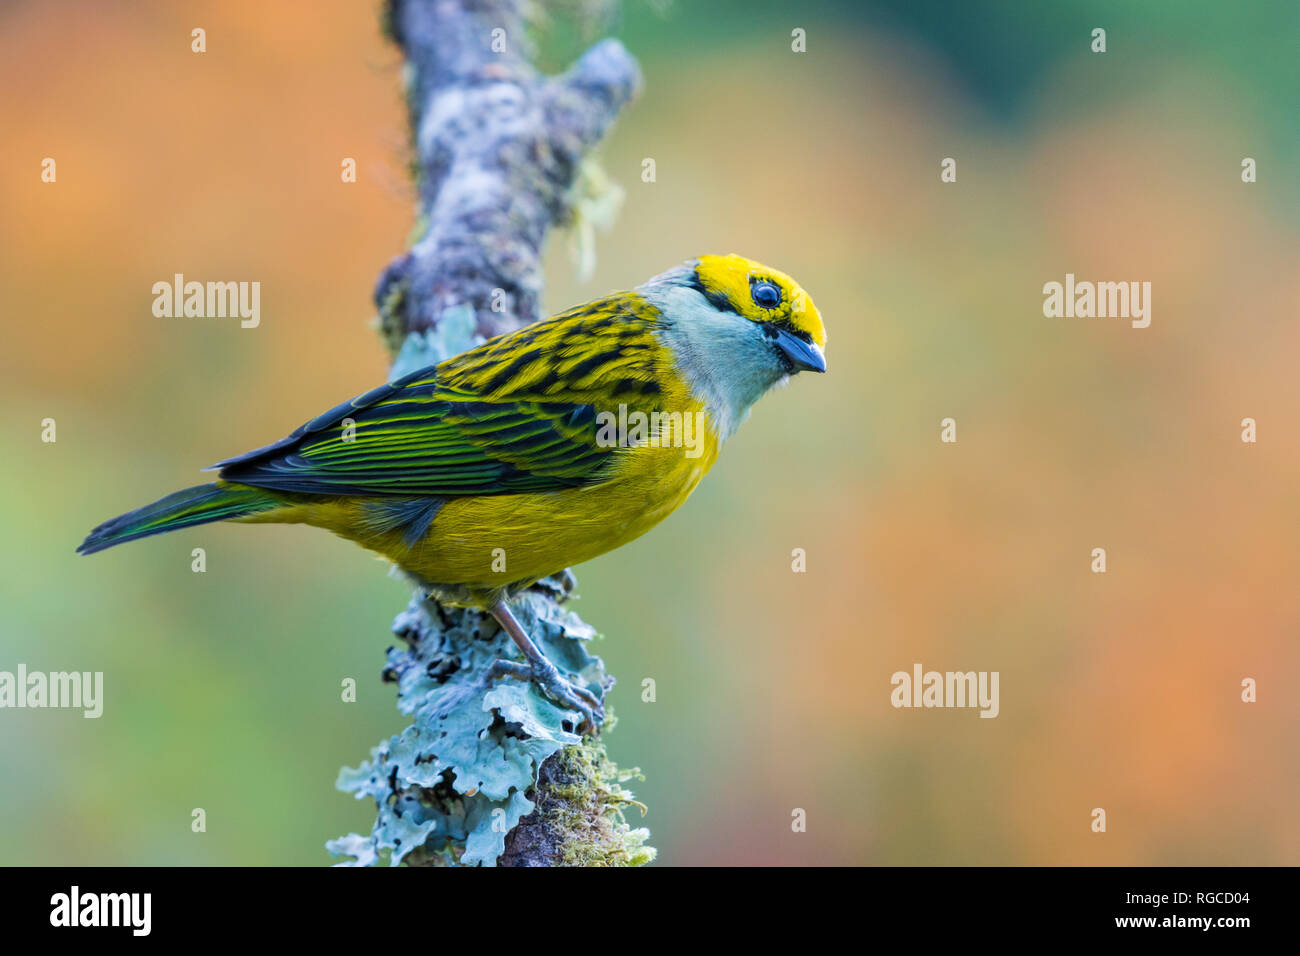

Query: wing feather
(207, 295), (666, 498)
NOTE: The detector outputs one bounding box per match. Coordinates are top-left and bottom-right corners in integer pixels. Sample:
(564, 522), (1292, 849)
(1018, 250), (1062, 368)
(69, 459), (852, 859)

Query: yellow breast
(414, 419), (720, 593)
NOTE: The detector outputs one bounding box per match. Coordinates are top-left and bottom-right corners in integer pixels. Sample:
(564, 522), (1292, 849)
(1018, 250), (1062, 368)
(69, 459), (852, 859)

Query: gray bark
(376, 0), (640, 349)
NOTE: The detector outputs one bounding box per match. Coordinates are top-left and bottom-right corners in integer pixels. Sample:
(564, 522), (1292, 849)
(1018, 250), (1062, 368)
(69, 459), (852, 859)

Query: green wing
(208, 295), (668, 498)
(208, 375), (618, 497)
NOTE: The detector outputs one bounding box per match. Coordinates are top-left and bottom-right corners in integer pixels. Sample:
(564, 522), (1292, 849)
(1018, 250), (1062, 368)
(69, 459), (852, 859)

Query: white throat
(646, 284), (787, 442)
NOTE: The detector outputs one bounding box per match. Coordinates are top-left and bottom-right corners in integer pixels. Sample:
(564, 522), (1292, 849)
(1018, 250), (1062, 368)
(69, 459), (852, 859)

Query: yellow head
(638, 254), (827, 440)
(692, 253), (827, 353)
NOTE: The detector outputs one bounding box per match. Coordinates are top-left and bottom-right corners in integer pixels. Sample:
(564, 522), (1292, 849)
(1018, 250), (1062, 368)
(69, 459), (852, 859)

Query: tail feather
(77, 482), (277, 555)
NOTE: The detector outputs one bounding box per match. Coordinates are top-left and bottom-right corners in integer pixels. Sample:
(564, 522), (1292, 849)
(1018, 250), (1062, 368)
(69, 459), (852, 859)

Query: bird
(78, 253), (826, 730)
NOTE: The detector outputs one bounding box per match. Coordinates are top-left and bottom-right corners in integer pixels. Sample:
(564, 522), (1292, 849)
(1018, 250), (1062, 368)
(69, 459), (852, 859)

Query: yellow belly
(240, 422), (721, 604)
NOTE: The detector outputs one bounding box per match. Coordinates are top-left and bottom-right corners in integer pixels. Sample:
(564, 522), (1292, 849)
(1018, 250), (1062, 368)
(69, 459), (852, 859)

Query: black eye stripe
(687, 271), (740, 314)
(761, 320), (812, 344)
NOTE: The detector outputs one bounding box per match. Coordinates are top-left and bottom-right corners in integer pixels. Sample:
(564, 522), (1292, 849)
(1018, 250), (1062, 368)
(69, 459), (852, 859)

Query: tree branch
(328, 0), (650, 867)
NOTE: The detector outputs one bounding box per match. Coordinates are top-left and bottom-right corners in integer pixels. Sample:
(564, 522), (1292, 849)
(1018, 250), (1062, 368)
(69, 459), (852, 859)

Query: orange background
(1, 0), (1297, 865)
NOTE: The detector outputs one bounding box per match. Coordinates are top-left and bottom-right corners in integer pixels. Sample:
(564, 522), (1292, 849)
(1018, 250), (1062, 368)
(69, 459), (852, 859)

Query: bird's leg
(486, 599), (604, 733)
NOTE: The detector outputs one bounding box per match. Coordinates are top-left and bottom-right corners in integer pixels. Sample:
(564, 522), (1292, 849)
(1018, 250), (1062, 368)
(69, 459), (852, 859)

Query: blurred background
(2, 0), (1298, 865)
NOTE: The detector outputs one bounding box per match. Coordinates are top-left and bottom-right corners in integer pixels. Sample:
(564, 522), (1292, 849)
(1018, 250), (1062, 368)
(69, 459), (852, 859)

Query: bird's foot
(489, 657), (604, 734)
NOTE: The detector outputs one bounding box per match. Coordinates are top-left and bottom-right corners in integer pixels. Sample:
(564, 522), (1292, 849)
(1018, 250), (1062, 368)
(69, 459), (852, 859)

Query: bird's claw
(489, 657), (604, 734)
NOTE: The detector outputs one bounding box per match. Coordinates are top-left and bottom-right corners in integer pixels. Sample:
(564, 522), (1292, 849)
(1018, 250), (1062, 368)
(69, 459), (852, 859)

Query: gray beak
(772, 326), (827, 373)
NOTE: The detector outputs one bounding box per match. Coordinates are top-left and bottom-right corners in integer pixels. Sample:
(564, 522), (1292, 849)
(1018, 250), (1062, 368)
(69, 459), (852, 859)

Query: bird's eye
(751, 280), (781, 309)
